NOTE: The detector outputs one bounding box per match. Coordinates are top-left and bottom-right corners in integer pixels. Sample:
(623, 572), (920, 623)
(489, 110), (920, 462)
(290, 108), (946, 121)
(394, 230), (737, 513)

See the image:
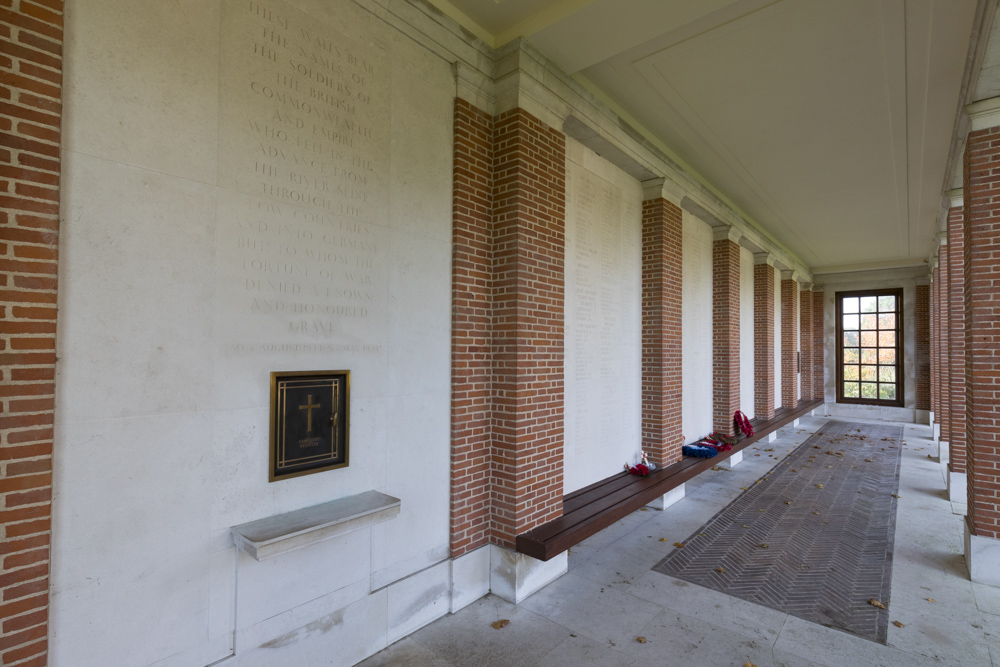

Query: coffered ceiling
(433, 0), (980, 273)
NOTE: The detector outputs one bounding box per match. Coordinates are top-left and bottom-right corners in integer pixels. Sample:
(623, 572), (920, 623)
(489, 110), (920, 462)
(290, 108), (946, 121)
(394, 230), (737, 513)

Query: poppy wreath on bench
(734, 410), (754, 437)
(701, 431), (735, 452)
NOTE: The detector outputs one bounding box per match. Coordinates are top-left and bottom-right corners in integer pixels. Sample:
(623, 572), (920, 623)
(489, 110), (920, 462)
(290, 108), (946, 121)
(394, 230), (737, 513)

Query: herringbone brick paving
(654, 420), (903, 643)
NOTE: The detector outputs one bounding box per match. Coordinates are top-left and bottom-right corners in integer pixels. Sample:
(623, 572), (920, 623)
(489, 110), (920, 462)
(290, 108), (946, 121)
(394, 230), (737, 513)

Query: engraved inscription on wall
(218, 0), (389, 348)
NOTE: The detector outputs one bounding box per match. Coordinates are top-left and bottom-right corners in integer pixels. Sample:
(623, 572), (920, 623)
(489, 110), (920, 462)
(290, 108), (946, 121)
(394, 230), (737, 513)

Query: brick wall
(939, 244), (951, 444)
(799, 289), (813, 403)
(915, 284), (930, 412)
(930, 267), (938, 419)
(712, 237), (741, 435)
(0, 1), (62, 664)
(780, 279), (799, 408)
(641, 197), (683, 467)
(753, 263), (775, 420)
(451, 99), (494, 557)
(947, 206), (966, 473)
(812, 290), (824, 401)
(964, 126), (1000, 539)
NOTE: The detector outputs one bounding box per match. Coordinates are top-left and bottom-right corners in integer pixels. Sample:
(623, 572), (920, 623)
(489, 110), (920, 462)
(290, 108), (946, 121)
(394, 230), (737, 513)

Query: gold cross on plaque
(299, 394), (320, 433)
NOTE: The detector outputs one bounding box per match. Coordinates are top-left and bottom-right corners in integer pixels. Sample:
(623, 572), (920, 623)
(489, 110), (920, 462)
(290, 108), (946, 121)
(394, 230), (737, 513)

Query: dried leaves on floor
(868, 599), (887, 609)
(491, 619), (510, 629)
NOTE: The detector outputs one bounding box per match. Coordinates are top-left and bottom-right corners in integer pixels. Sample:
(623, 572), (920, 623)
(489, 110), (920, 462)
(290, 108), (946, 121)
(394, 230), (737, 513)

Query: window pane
(844, 331), (859, 347)
(844, 348), (860, 364)
(861, 349), (878, 364)
(879, 384), (896, 400)
(861, 365), (877, 381)
(860, 296), (877, 313)
(878, 313), (895, 330)
(844, 365), (860, 381)
(878, 295), (896, 312)
(844, 382), (860, 398)
(861, 382), (878, 399)
(879, 348), (896, 364)
(860, 314), (877, 330)
(843, 297), (859, 313)
(879, 366), (896, 383)
(879, 331), (895, 347)
(861, 331), (877, 347)
(843, 314), (859, 330)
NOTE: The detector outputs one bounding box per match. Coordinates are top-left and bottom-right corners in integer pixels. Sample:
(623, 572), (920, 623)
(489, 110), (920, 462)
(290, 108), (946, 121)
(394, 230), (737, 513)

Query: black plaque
(269, 370), (350, 481)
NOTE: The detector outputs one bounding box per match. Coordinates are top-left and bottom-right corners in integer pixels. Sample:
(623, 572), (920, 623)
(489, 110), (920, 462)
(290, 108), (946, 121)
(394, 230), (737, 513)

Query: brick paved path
(653, 420), (904, 642)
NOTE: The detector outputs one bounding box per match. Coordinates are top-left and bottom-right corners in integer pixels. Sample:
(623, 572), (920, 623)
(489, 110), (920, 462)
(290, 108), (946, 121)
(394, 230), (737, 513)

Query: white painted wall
(682, 212), (714, 442)
(740, 246), (755, 418)
(56, 0), (455, 664)
(774, 266), (782, 410)
(563, 138), (642, 493)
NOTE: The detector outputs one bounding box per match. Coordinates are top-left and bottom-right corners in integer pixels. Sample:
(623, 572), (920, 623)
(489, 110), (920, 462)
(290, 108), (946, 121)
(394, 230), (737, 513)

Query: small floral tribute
(734, 410), (754, 437)
(624, 451), (655, 476)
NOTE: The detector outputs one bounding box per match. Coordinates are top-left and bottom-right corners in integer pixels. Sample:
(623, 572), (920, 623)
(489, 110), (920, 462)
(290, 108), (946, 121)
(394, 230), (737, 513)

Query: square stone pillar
(641, 180), (684, 468)
(961, 97), (1000, 583)
(799, 286), (814, 403)
(780, 273), (799, 408)
(753, 255), (776, 420)
(946, 192), (967, 501)
(713, 227), (742, 435)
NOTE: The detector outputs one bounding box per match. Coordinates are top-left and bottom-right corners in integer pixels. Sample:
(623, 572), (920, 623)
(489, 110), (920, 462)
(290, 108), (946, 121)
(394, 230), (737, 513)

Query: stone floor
(360, 416), (1000, 667)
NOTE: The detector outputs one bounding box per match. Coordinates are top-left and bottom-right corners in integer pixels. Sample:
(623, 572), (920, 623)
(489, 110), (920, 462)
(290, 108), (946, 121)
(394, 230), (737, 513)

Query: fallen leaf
(891, 494), (901, 498)
(740, 487), (748, 490)
(742, 524), (751, 528)
(868, 599), (887, 609)
(865, 459), (873, 462)
(784, 501), (793, 505)
(745, 662), (757, 667)
(927, 454), (933, 459)
(816, 484), (825, 489)
(716, 566), (727, 573)
(492, 619), (510, 629)
(640, 508), (648, 511)
(636, 636), (647, 644)
(673, 542), (685, 548)
(812, 511), (820, 515)
(791, 469), (798, 472)
(892, 621), (905, 628)
(827, 465), (833, 469)
(758, 509), (766, 512)
(758, 543), (770, 549)
(927, 598), (936, 603)
(699, 533), (707, 537)
(659, 538), (668, 542)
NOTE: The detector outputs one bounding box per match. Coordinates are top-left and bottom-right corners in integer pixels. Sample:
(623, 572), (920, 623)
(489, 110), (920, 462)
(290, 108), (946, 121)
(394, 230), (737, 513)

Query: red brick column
(799, 288), (814, 403)
(753, 258), (775, 420)
(781, 276), (799, 408)
(641, 193), (683, 468)
(947, 204), (966, 474)
(812, 290), (825, 401)
(450, 101), (566, 553)
(0, 2), (63, 664)
(915, 284), (930, 412)
(930, 264), (939, 425)
(963, 120), (1000, 541)
(938, 241), (951, 445)
(451, 99), (494, 557)
(713, 230), (741, 435)
(490, 108), (566, 547)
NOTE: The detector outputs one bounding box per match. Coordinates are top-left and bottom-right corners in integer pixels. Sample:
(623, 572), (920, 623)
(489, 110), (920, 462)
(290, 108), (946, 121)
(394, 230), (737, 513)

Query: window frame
(835, 287), (904, 407)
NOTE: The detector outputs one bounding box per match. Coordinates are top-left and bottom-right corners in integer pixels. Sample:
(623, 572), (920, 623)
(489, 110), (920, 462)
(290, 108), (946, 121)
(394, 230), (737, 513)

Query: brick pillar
(451, 99), (494, 557)
(0, 2), (63, 664)
(781, 275), (799, 408)
(753, 257), (775, 420)
(915, 284), (930, 412)
(963, 106), (1000, 563)
(812, 290), (825, 401)
(799, 287), (814, 403)
(490, 108), (566, 547)
(947, 200), (966, 476)
(640, 187), (683, 468)
(450, 101), (566, 554)
(930, 264), (939, 426)
(713, 229), (741, 435)
(938, 240), (951, 445)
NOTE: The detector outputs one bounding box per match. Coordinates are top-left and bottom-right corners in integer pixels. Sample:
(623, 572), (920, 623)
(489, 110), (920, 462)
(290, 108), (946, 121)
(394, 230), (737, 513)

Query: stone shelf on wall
(231, 490), (401, 561)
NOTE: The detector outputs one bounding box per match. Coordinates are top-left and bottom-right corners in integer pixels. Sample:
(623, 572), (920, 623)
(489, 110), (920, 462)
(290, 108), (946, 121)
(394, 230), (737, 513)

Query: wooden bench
(515, 398), (824, 561)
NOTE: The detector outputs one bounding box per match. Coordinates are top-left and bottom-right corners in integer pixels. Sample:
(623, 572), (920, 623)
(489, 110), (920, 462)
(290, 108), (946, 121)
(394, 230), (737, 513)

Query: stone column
(713, 227), (742, 435)
(781, 272), (800, 408)
(946, 190), (967, 504)
(812, 290), (825, 402)
(799, 285), (814, 403)
(640, 180), (684, 469)
(961, 97), (1000, 586)
(753, 254), (776, 421)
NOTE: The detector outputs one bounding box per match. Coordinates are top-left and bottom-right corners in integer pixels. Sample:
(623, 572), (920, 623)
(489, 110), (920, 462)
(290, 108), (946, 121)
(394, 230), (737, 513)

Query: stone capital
(641, 177), (684, 206)
(799, 283), (814, 292)
(929, 256), (939, 274)
(966, 96), (1000, 132)
(937, 231), (948, 246)
(713, 225), (742, 244)
(753, 252), (776, 267)
(946, 188), (964, 210)
(780, 270), (800, 283)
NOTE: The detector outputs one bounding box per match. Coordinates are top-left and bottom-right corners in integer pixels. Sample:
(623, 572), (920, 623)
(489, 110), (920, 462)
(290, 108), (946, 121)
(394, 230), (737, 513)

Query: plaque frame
(269, 370), (350, 482)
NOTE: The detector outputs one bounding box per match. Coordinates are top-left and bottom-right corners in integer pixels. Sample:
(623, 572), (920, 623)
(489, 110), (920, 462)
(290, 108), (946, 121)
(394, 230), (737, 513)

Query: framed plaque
(269, 370), (350, 482)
